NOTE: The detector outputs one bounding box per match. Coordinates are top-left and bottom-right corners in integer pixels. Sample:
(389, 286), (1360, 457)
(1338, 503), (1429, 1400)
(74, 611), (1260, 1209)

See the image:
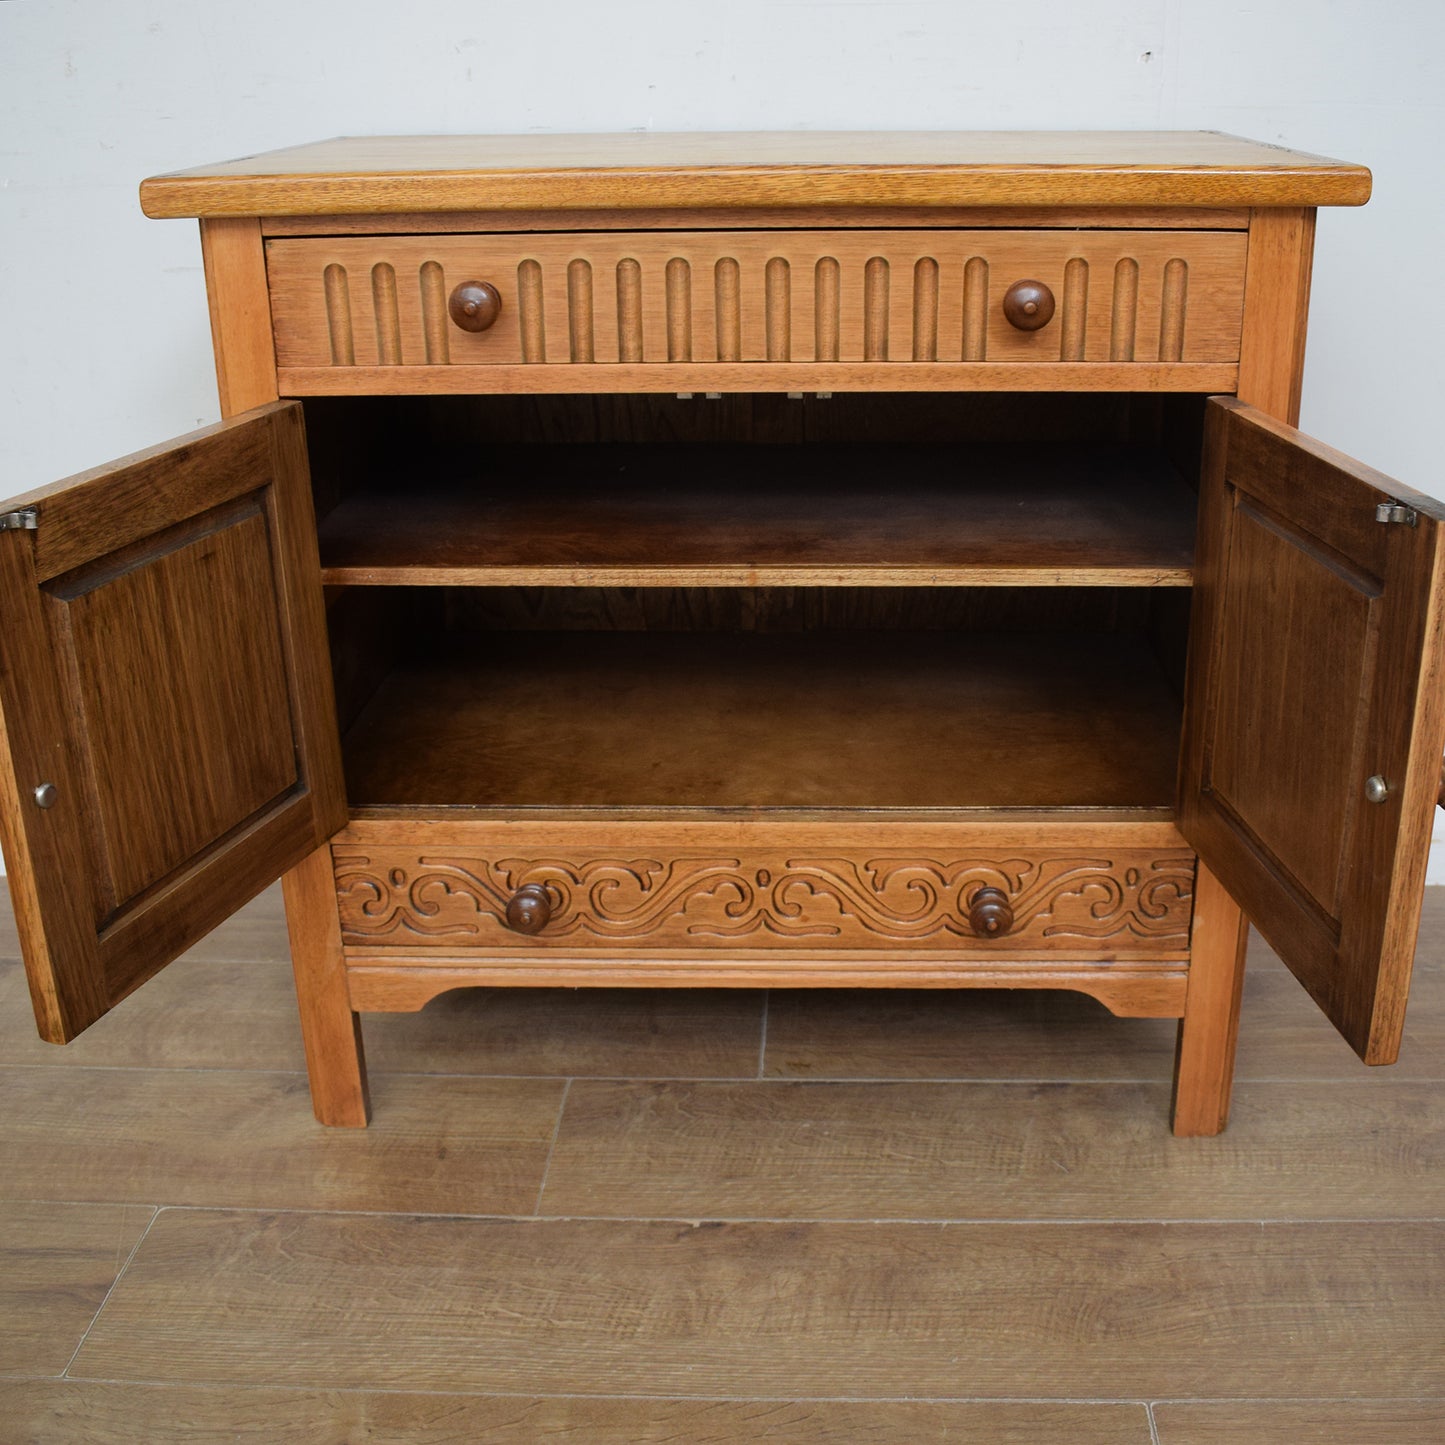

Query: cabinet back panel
(429, 585), (1155, 635)
(304, 392), (1145, 464)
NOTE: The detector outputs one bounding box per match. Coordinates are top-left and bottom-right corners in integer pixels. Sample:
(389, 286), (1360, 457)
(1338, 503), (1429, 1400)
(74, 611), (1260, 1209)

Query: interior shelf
(341, 628), (1182, 811)
(317, 443), (1197, 588)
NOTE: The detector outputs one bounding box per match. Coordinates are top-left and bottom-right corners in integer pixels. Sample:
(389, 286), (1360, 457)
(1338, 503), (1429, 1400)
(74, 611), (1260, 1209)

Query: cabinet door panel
(0, 404), (345, 1042)
(1180, 397), (1445, 1062)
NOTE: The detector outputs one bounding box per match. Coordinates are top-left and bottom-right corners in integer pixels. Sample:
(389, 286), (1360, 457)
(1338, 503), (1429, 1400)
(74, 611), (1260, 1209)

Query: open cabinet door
(0, 403), (344, 1042)
(1180, 396), (1445, 1063)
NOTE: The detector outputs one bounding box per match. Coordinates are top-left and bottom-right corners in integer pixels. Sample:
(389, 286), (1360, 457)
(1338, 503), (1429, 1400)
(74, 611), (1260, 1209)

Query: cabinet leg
(1171, 860), (1250, 1137)
(282, 843), (371, 1127)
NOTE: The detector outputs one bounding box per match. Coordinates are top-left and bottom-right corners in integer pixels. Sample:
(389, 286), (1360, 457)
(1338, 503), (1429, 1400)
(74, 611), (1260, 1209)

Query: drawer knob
(448, 280), (503, 333)
(505, 883), (554, 934)
(1002, 279), (1056, 332)
(968, 886), (1014, 938)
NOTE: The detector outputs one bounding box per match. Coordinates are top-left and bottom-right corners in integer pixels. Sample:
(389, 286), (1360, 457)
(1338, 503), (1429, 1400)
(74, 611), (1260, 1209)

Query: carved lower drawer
(333, 844), (1196, 958)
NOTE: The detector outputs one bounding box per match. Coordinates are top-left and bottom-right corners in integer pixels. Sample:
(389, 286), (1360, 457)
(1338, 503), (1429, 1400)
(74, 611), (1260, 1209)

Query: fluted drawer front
(267, 229), (1246, 372)
(333, 843), (1196, 958)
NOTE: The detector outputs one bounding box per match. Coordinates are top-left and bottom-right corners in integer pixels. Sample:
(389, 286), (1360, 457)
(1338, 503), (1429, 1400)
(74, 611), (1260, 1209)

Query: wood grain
(199, 218), (279, 416)
(346, 963), (1184, 1017)
(0, 953), (303, 1070)
(1170, 860), (1250, 1136)
(388, 579), (1164, 640)
(283, 842), (370, 1127)
(58, 501), (297, 908)
(71, 1211), (1445, 1397)
(0, 1201), (153, 1376)
(262, 203), (1253, 235)
(0, 1384), (1153, 1444)
(764, 985), (1179, 1080)
(1236, 207), (1316, 423)
(316, 443), (1198, 588)
(365, 985), (767, 1078)
(0, 1067), (563, 1214)
(277, 358), (1240, 396)
(138, 132), (1372, 218)
(541, 1076), (1445, 1221)
(1153, 1401), (1445, 1444)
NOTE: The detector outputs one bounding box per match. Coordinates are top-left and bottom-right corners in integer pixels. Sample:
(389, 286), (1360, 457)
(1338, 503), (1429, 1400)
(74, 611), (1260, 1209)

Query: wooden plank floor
(1, 885), (1442, 1442)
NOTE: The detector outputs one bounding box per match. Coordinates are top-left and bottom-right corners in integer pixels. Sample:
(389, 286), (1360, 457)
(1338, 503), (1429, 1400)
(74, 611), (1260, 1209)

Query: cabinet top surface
(139, 131), (1371, 218)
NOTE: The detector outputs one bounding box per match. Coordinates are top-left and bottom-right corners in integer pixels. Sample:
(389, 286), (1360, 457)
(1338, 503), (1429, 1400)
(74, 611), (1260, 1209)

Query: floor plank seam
(31, 1202), (1444, 1227)
(57, 1205), (160, 1380)
(531, 1077), (573, 1216)
(1147, 1396), (1445, 1405)
(0, 1063), (311, 1079)
(757, 990), (770, 1078)
(364, 1071), (1433, 1087)
(1147, 1400), (1162, 1445)
(9, 1060), (1438, 1086)
(33, 1376), (1244, 1405)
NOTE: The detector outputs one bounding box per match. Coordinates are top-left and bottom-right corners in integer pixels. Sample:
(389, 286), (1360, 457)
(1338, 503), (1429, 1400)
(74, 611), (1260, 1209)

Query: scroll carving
(334, 850), (1195, 955)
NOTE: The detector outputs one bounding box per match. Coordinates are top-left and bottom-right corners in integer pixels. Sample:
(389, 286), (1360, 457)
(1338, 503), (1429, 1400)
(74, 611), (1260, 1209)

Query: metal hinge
(0, 509), (37, 533)
(1376, 500), (1419, 527)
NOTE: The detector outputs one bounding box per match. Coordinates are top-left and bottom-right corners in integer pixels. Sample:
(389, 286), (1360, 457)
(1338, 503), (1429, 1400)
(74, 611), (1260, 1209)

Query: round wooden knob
(505, 883), (553, 934)
(1002, 279), (1056, 332)
(968, 886), (1014, 938)
(448, 280), (503, 333)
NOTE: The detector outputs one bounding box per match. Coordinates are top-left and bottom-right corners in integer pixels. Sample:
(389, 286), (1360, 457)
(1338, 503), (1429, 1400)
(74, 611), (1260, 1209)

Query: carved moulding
(333, 850), (1195, 956)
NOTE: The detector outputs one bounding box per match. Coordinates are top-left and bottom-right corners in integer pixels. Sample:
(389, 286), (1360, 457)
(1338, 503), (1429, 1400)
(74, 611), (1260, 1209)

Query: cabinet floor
(1, 882), (1443, 1442)
(342, 628), (1182, 809)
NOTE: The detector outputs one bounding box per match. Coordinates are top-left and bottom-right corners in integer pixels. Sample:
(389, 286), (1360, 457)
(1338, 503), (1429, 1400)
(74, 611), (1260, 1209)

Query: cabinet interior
(304, 391), (1207, 815)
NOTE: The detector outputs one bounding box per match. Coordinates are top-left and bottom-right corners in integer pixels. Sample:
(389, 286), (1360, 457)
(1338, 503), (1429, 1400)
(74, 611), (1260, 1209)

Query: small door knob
(33, 782), (57, 810)
(448, 280), (503, 333)
(1002, 279), (1056, 332)
(505, 883), (554, 934)
(1365, 774), (1391, 804)
(968, 886), (1014, 938)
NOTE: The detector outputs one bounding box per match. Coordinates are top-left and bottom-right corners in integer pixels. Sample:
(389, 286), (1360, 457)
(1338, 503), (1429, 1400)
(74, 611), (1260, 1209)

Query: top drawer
(266, 229), (1247, 394)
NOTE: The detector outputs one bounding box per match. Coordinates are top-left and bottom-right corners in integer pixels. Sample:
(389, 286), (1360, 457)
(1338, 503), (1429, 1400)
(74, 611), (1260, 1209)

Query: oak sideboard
(2, 132), (1440, 1135)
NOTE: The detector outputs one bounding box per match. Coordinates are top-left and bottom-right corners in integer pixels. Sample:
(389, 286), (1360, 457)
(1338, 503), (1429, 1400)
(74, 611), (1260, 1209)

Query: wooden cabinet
(2, 132), (1440, 1136)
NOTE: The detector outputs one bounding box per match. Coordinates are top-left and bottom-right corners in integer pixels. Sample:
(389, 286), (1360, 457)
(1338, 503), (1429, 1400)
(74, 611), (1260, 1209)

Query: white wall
(3, 0), (1444, 872)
